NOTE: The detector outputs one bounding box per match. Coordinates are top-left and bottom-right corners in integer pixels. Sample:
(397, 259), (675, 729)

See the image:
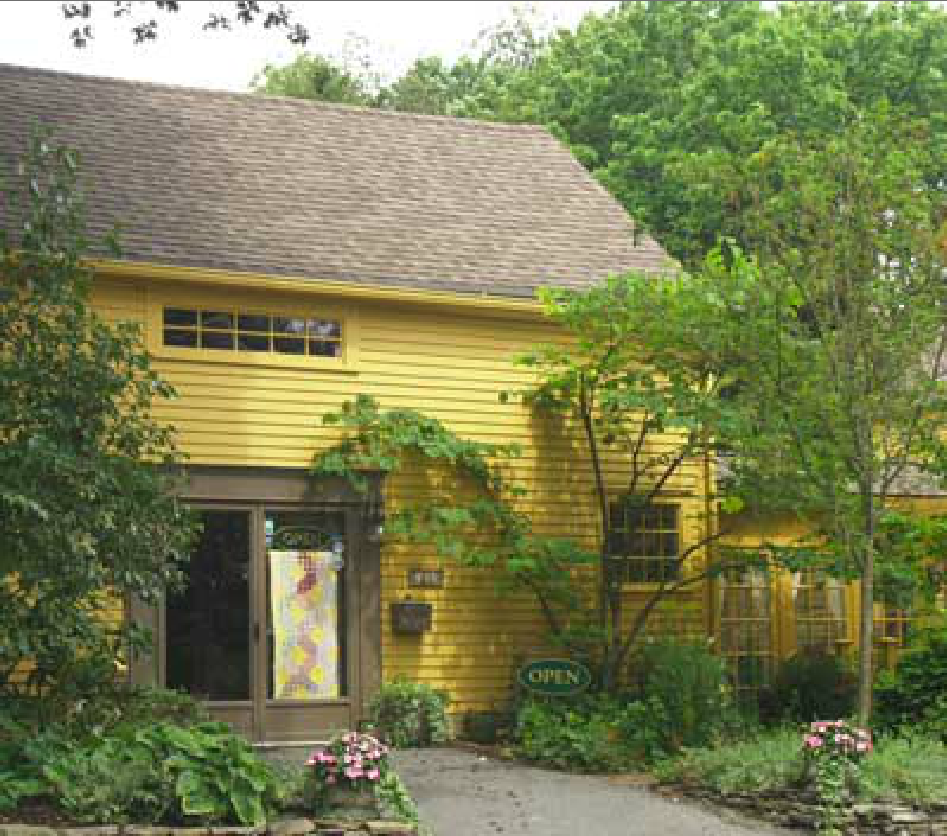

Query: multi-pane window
(162, 307), (343, 358)
(607, 500), (681, 583)
(792, 569), (848, 653)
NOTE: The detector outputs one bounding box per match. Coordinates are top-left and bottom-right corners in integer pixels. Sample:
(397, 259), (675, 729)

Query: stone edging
(0, 818), (415, 836)
(672, 784), (947, 835)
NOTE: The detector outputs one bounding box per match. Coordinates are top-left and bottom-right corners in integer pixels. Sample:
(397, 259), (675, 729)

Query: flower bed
(657, 724), (947, 834)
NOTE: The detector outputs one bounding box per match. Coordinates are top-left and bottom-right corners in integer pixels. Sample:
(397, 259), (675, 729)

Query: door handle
(253, 622), (261, 643)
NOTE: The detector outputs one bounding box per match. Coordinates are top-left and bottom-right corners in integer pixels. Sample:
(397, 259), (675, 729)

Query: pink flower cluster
(306, 731), (390, 787)
(803, 720), (873, 758)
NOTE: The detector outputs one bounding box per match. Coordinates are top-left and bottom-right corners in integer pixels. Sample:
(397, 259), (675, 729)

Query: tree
(0, 131), (194, 714)
(438, 1), (947, 268)
(253, 7), (545, 117)
(252, 51), (374, 106)
(61, 1), (309, 48)
(656, 112), (947, 721)
(313, 269), (757, 693)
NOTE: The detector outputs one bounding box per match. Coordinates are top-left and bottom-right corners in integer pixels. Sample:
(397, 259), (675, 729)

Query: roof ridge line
(0, 61), (552, 134)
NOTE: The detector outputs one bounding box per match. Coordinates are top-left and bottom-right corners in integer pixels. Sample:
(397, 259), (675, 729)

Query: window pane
(164, 328), (198, 347)
(660, 505), (677, 529)
(238, 314), (270, 333)
(309, 340), (342, 357)
(307, 319), (342, 338)
(166, 510), (251, 700)
(238, 334), (269, 352)
(201, 311), (234, 329)
(202, 331), (234, 350)
(164, 308), (197, 327)
(274, 336), (305, 355)
(273, 317), (306, 334)
(607, 531), (626, 554)
(662, 533), (679, 557)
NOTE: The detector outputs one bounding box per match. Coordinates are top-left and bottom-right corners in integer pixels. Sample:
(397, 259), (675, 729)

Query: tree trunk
(857, 503), (875, 725)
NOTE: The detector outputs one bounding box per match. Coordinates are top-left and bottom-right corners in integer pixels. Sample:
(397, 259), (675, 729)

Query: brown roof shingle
(0, 63), (668, 299)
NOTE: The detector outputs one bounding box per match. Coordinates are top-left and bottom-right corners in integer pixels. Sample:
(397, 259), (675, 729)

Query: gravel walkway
(391, 747), (795, 836)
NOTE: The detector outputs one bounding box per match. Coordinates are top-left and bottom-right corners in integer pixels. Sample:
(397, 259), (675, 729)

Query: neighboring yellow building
(1, 64), (930, 742)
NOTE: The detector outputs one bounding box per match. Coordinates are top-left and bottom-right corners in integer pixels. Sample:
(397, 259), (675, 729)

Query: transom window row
(163, 308), (343, 358)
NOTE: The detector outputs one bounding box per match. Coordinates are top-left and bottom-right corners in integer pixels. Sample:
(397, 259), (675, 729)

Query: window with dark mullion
(162, 306), (343, 359)
(608, 499), (681, 583)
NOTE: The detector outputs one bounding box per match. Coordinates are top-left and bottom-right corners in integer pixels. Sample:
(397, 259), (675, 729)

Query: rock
(125, 828), (175, 836)
(267, 820), (315, 836)
(1, 827), (59, 836)
(61, 829), (120, 836)
(363, 823), (416, 835)
(205, 829), (262, 836)
(890, 812), (932, 824)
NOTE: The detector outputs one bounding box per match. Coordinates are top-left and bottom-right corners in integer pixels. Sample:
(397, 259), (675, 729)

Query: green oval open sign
(517, 659), (592, 696)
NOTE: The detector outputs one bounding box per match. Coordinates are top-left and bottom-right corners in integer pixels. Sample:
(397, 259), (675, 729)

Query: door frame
(128, 465), (383, 742)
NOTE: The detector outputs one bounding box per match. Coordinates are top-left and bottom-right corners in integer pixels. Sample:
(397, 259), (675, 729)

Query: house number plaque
(407, 568), (444, 589)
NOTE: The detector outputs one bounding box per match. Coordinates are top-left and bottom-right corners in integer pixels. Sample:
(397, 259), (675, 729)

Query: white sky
(0, 1), (618, 92)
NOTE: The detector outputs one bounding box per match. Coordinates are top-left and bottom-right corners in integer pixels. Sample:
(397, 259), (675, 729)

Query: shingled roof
(0, 63), (668, 300)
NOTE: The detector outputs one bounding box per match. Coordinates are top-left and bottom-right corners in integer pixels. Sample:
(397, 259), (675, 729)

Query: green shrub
(656, 725), (947, 807)
(653, 726), (806, 793)
(875, 623), (947, 739)
(7, 721), (287, 825)
(513, 696), (628, 773)
(857, 735), (947, 804)
(758, 651), (856, 724)
(366, 679), (450, 748)
(4, 686), (209, 739)
(630, 638), (736, 750)
(462, 710), (508, 744)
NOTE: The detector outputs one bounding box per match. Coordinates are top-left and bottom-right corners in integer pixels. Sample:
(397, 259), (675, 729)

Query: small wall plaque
(407, 568), (444, 589)
(391, 600), (433, 634)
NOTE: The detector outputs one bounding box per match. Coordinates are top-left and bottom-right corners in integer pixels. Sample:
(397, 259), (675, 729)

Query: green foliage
(803, 720), (874, 831)
(759, 652), (857, 726)
(511, 691), (693, 770)
(0, 130), (194, 705)
(857, 735), (947, 804)
(252, 9), (543, 117)
(375, 772), (421, 826)
(252, 52), (376, 105)
(365, 679), (450, 748)
(876, 621), (947, 739)
(513, 696), (630, 773)
(654, 726), (804, 793)
(313, 394), (595, 653)
(639, 111), (947, 721)
(462, 710), (507, 745)
(659, 726), (947, 808)
(3, 720), (287, 825)
(629, 639), (737, 752)
(6, 685), (209, 740)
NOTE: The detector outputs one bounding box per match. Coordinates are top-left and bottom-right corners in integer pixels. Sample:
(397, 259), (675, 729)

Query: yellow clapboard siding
(89, 275), (713, 716)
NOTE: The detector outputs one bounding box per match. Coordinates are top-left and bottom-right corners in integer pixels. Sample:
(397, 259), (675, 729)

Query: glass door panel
(166, 508), (252, 701)
(265, 509), (348, 702)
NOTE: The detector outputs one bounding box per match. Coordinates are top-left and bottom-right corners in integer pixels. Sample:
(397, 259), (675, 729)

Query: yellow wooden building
(0, 64), (925, 741)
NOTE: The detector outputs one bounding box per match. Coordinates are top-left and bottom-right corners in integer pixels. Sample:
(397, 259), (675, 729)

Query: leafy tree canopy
(646, 110), (947, 719)
(0, 130), (194, 711)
